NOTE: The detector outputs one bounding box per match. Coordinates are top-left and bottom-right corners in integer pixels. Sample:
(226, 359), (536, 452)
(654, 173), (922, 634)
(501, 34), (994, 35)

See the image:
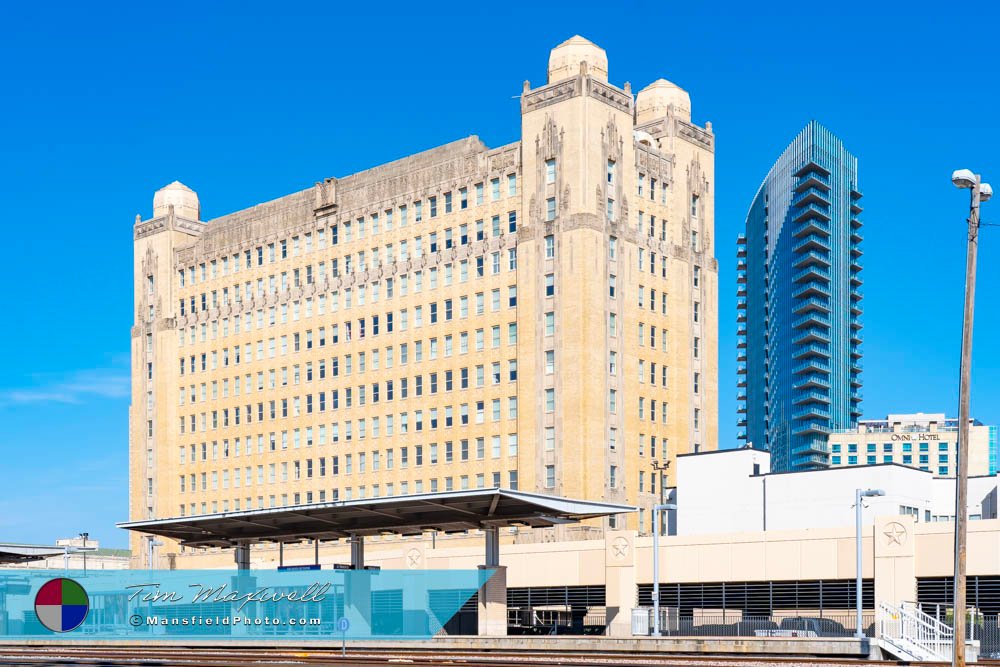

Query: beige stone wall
(168, 518), (1000, 613)
(129, 37), (719, 562)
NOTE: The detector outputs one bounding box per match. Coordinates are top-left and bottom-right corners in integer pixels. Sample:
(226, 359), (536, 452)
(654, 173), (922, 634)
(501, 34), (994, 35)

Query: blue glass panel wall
(737, 122), (863, 471)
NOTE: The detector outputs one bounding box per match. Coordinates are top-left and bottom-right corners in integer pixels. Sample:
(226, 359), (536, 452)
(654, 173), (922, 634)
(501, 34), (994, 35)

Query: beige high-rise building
(827, 413), (998, 478)
(129, 36), (718, 563)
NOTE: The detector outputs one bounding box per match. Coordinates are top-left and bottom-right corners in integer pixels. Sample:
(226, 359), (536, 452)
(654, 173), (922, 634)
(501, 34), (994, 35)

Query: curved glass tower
(737, 121), (863, 471)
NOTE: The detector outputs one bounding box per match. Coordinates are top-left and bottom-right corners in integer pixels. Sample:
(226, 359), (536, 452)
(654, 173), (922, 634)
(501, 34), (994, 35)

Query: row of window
(832, 442), (950, 454)
(181, 357), (519, 404)
(177, 180), (519, 288)
(177, 243), (518, 318)
(177, 469), (520, 516)
(833, 454), (950, 475)
(180, 436), (518, 486)
(179, 392), (520, 437)
(179, 320), (519, 375)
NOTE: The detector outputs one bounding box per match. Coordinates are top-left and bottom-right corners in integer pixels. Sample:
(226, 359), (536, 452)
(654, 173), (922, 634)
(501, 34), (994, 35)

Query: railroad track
(0, 646), (982, 667)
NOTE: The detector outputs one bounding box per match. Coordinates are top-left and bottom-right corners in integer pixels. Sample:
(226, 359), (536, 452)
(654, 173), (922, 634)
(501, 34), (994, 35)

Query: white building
(675, 447), (998, 536)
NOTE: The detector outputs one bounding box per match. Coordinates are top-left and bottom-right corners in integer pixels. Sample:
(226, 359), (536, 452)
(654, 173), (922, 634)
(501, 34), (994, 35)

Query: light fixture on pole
(855, 488), (884, 639)
(79, 532), (89, 575)
(950, 168), (991, 667)
(650, 459), (671, 533)
(652, 502), (677, 637)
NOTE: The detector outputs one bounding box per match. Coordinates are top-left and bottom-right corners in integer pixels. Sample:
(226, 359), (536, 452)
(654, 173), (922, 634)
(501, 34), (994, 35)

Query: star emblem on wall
(883, 521), (907, 546)
(611, 536), (630, 560)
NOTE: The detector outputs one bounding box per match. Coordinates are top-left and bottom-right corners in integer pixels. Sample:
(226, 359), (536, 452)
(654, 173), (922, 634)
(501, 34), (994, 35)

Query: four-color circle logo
(34, 578), (89, 632)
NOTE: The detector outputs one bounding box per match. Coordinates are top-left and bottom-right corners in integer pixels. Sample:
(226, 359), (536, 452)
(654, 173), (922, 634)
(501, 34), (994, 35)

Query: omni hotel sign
(890, 433), (943, 442)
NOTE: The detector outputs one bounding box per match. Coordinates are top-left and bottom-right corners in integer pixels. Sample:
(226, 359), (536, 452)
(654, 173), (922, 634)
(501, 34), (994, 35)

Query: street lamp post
(652, 502), (677, 636)
(650, 459), (671, 534)
(856, 488), (885, 639)
(950, 169), (992, 667)
(79, 532), (89, 575)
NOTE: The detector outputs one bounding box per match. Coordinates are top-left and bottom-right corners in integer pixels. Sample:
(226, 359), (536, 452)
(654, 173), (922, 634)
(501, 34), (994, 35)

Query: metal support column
(484, 526), (500, 567)
(234, 542), (251, 570)
(350, 535), (365, 569)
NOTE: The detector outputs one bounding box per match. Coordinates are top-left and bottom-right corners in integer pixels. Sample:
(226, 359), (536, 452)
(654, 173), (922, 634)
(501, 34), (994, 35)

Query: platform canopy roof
(0, 543), (66, 564)
(118, 488), (635, 548)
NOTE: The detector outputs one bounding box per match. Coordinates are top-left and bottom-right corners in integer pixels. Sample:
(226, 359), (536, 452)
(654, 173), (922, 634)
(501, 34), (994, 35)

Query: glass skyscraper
(737, 121), (863, 471)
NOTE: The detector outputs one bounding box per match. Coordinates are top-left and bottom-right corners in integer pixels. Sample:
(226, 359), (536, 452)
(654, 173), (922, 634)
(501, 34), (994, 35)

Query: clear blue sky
(1, 1), (997, 549)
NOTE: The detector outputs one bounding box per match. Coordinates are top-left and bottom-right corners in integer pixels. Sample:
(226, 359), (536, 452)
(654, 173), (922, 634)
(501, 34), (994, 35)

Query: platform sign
(276, 564), (321, 572)
(337, 617), (350, 655)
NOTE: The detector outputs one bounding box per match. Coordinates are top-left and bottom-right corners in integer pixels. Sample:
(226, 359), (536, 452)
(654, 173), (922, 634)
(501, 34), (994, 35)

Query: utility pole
(950, 168), (991, 667)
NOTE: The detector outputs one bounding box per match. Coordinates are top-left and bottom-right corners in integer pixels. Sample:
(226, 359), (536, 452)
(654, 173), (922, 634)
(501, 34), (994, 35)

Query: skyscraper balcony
(851, 330), (862, 344)
(794, 374), (831, 390)
(850, 273), (863, 287)
(737, 311), (747, 323)
(793, 297), (831, 315)
(737, 270), (747, 284)
(851, 390), (863, 402)
(851, 228), (863, 243)
(792, 343), (831, 360)
(850, 301), (863, 316)
(793, 326), (831, 345)
(792, 311), (831, 330)
(737, 418), (747, 428)
(851, 217), (862, 230)
(793, 453), (830, 469)
(793, 233), (831, 253)
(793, 422), (832, 436)
(850, 184), (863, 199)
(851, 201), (863, 214)
(793, 390), (831, 405)
(850, 345), (862, 359)
(850, 244), (863, 258)
(850, 316), (863, 330)
(795, 172), (831, 194)
(737, 431), (747, 440)
(793, 203), (832, 225)
(737, 284), (747, 297)
(737, 337), (747, 349)
(792, 264), (831, 284)
(793, 280), (831, 300)
(737, 350), (747, 362)
(793, 405), (832, 421)
(794, 159), (832, 179)
(793, 249), (831, 269)
(792, 186), (831, 209)
(792, 358), (831, 375)
(737, 403), (747, 414)
(737, 259), (747, 271)
(737, 326), (748, 336)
